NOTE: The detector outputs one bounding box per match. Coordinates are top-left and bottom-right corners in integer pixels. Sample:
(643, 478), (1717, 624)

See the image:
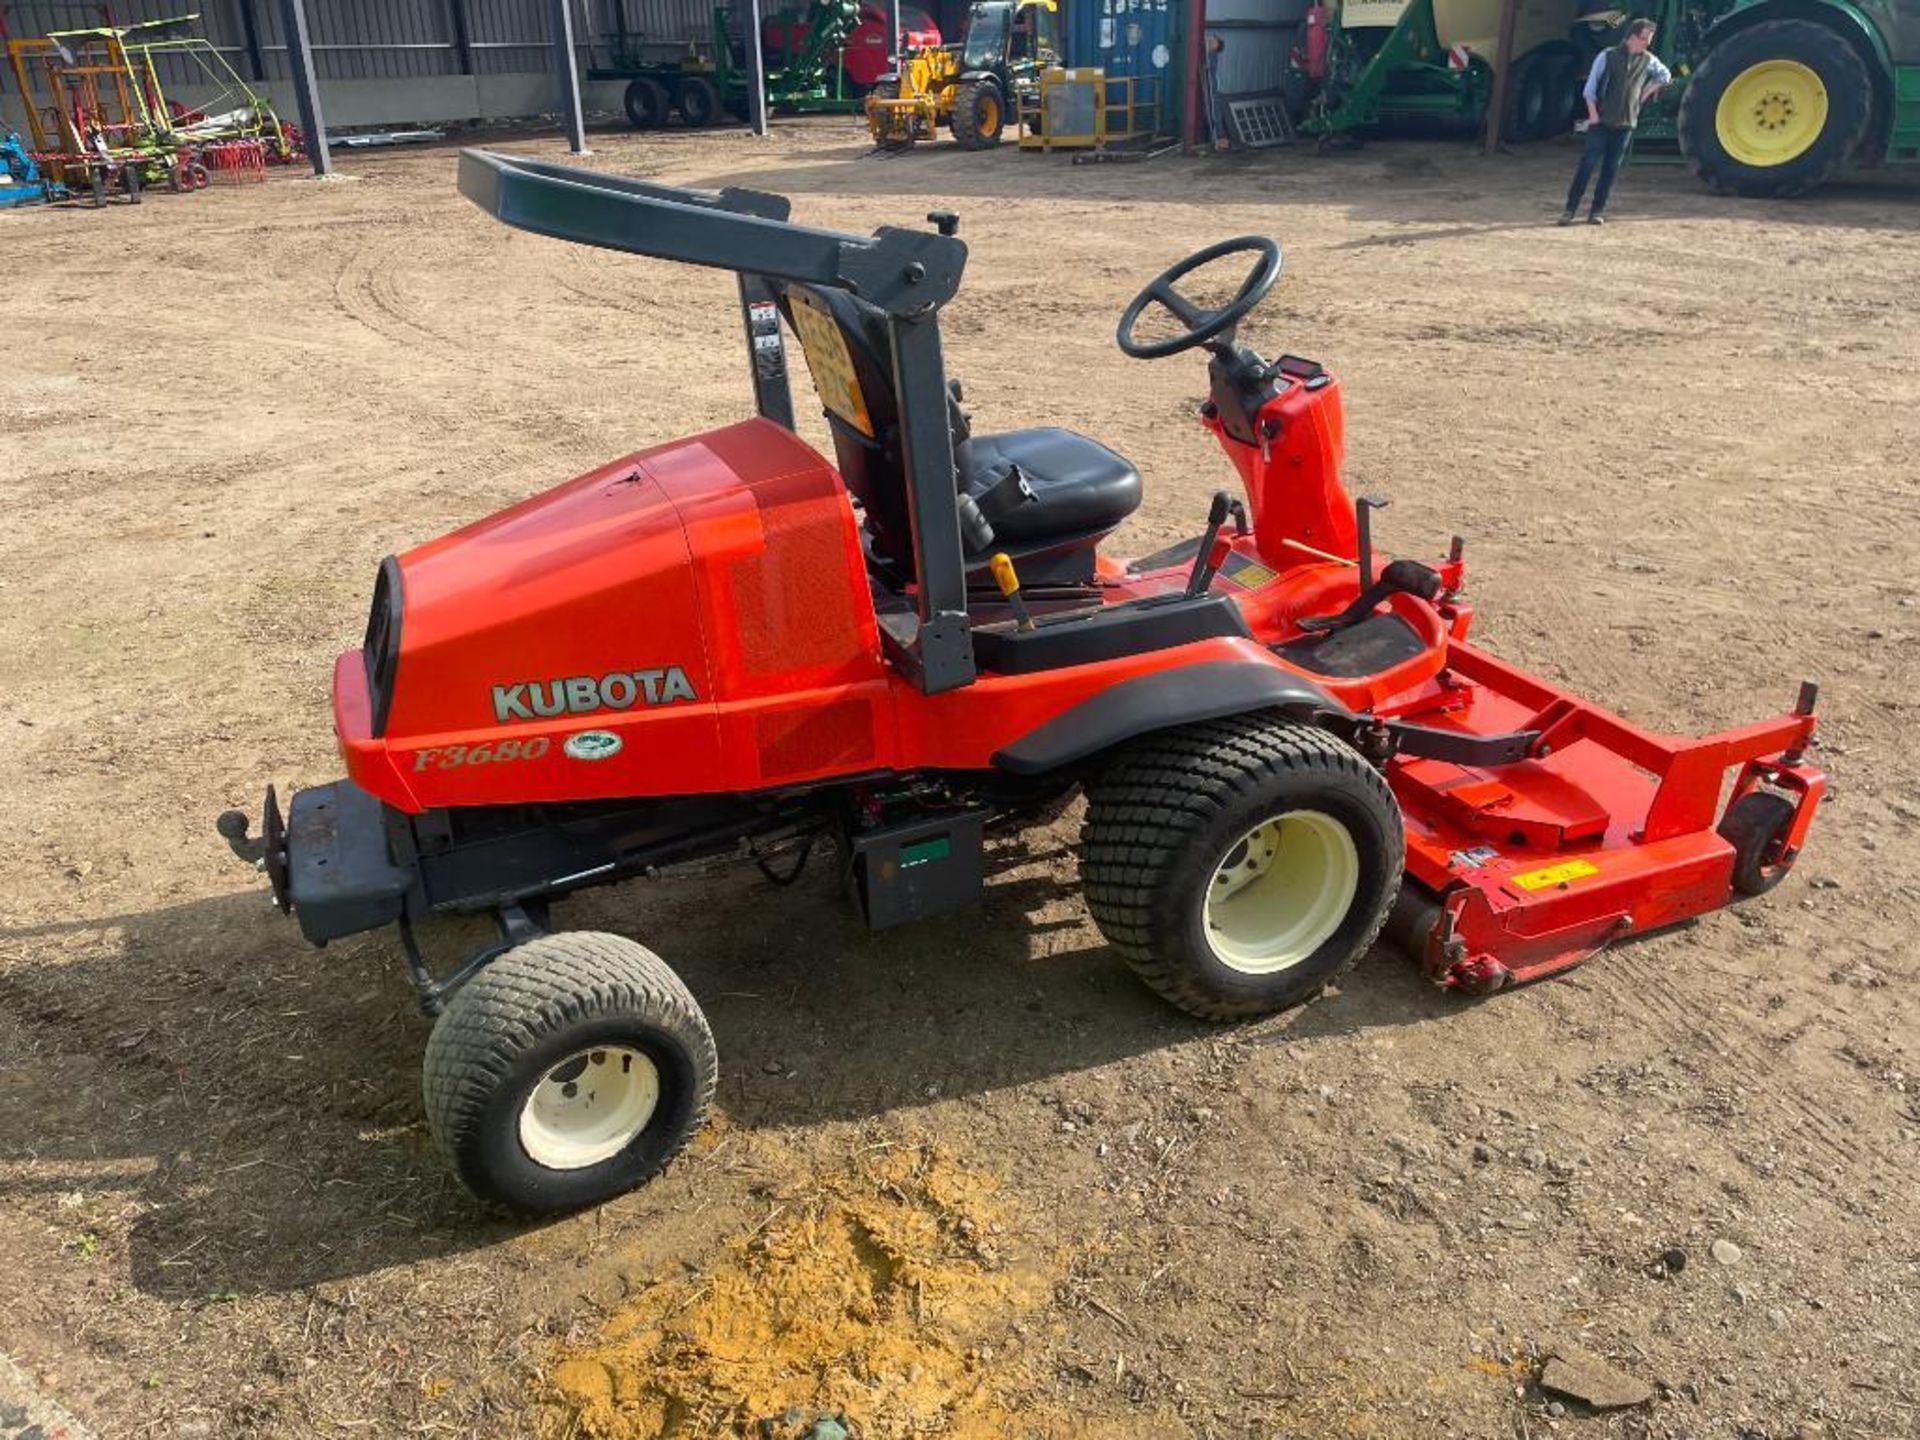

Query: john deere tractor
(1673, 0), (1920, 196)
(865, 0), (1059, 147)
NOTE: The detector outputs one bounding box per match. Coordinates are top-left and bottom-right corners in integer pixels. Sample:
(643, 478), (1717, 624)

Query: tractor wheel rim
(981, 94), (1000, 132)
(1715, 59), (1827, 168)
(1203, 810), (1359, 975)
(517, 1045), (660, 1170)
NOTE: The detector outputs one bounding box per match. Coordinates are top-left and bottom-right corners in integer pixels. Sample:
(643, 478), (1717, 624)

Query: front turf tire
(1080, 716), (1403, 1021)
(422, 931), (717, 1214)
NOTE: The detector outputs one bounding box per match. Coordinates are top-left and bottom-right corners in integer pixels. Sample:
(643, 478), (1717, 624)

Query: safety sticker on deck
(1511, 858), (1600, 891)
(1220, 553), (1277, 589)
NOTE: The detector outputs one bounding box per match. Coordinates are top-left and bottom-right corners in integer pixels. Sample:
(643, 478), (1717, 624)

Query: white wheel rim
(517, 1046), (661, 1171)
(1204, 810), (1360, 975)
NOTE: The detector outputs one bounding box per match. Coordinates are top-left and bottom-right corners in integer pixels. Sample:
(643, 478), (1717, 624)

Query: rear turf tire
(1680, 20), (1871, 198)
(1718, 791), (1799, 896)
(422, 931), (717, 1214)
(1080, 716), (1403, 1021)
(951, 81), (1006, 148)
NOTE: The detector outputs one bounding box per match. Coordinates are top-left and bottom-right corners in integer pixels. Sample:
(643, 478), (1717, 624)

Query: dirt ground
(3, 118), (1918, 1440)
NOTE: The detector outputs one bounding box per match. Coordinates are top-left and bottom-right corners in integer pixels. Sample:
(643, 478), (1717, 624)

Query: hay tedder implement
(220, 153), (1824, 1214)
(3, 11), (298, 205)
(5, 21), (175, 201)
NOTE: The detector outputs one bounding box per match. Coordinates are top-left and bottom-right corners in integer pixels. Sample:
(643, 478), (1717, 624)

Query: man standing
(1560, 19), (1671, 225)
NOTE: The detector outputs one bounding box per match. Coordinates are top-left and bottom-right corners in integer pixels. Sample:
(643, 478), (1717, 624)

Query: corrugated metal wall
(0, 0), (716, 97)
(1205, 0), (1306, 98)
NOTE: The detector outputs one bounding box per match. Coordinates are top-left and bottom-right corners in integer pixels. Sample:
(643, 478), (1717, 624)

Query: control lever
(1185, 491), (1234, 598)
(1298, 558), (1443, 634)
(990, 552), (1036, 631)
(1355, 493), (1389, 586)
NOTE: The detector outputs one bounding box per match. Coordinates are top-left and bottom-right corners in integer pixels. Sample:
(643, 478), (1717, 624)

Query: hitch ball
(217, 808), (266, 864)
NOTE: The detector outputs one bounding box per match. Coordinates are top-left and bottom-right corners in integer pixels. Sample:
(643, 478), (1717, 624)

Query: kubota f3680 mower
(219, 151), (1824, 1214)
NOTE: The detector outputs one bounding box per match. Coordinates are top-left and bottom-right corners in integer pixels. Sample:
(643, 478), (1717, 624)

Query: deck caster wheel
(1719, 791), (1799, 896)
(1080, 716), (1403, 1020)
(422, 931), (717, 1214)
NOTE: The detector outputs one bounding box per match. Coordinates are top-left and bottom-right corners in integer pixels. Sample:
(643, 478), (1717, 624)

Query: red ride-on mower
(218, 151), (1824, 1214)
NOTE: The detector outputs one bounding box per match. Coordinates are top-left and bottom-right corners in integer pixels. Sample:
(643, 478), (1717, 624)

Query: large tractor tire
(1504, 41), (1580, 142)
(422, 931), (717, 1214)
(624, 76), (669, 130)
(1080, 716), (1403, 1021)
(676, 75), (723, 128)
(1679, 20), (1871, 198)
(951, 81), (1007, 149)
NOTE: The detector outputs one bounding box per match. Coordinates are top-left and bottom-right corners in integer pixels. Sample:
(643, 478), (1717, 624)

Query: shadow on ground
(0, 827), (1452, 1302)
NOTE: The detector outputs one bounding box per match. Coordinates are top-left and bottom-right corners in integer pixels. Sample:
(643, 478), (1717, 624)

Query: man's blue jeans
(1566, 124), (1633, 215)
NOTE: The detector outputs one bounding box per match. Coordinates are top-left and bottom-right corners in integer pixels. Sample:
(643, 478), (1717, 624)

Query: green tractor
(1673, 0), (1920, 195)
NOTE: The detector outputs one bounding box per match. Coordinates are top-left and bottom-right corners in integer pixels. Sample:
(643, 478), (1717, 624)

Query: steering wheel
(1115, 236), (1283, 361)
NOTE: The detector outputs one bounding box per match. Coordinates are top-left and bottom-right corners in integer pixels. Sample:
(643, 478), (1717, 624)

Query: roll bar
(456, 148), (976, 694)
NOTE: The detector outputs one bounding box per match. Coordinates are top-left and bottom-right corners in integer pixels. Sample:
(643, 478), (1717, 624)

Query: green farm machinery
(1666, 0), (1920, 195)
(1293, 0), (1920, 196)
(594, 0), (865, 128)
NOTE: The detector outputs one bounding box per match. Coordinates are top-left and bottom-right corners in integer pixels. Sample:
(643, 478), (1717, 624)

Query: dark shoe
(1557, 209), (1577, 226)
(1586, 212), (1606, 225)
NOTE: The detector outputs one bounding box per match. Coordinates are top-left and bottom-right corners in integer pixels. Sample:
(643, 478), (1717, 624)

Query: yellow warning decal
(786, 289), (873, 438)
(1511, 858), (1600, 891)
(1221, 555), (1278, 589)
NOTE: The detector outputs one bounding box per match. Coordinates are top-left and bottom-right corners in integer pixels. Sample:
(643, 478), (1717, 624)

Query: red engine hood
(339, 418), (884, 810)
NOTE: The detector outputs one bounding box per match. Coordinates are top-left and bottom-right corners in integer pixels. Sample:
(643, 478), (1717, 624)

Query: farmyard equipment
(0, 131), (64, 206)
(597, 0), (869, 129)
(219, 152), (1825, 1215)
(865, 0), (1058, 147)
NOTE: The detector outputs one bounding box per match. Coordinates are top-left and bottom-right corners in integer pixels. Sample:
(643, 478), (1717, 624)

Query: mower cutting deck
(219, 151), (1823, 1213)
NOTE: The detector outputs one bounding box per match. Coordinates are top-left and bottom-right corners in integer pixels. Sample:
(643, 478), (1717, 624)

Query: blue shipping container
(1066, 0), (1181, 82)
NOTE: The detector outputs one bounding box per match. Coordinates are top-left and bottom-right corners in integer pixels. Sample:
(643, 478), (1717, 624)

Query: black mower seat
(774, 281), (1141, 577)
(958, 428), (1142, 544)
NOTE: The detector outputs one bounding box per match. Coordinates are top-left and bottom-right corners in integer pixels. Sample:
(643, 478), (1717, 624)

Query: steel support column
(1484, 0), (1521, 151)
(1184, 0), (1206, 149)
(276, 0), (331, 176)
(447, 0), (475, 76)
(549, 0), (589, 153)
(236, 0), (267, 82)
(745, 0), (769, 135)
